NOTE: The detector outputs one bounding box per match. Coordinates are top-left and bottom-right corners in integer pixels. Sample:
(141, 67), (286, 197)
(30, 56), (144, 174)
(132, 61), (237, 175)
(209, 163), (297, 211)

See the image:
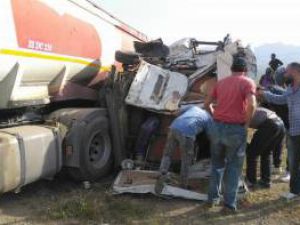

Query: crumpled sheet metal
(168, 38), (195, 63)
(161, 185), (208, 201)
(112, 170), (208, 201)
(125, 37), (257, 113)
(217, 41), (257, 80)
(125, 61), (188, 112)
(188, 159), (211, 179)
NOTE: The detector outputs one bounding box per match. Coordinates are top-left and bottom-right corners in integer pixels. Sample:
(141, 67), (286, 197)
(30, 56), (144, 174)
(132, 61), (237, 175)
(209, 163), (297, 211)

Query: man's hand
(204, 95), (215, 115)
(255, 87), (266, 103)
(256, 87), (265, 98)
(245, 94), (257, 128)
(172, 109), (181, 116)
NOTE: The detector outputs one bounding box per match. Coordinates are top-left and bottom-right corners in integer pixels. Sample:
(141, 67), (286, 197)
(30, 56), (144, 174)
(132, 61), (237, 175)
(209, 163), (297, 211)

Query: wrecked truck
(0, 0), (148, 194)
(0, 0), (257, 195)
(112, 36), (257, 164)
(109, 36), (257, 199)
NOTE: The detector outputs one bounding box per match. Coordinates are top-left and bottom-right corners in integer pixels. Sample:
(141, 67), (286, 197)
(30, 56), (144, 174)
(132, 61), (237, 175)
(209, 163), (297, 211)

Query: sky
(98, 0), (300, 47)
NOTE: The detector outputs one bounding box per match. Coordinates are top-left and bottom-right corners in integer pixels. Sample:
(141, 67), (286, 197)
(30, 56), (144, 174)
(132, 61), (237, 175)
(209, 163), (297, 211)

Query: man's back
(206, 57), (257, 211)
(171, 106), (212, 138)
(249, 107), (281, 129)
(269, 58), (283, 71)
(212, 74), (256, 124)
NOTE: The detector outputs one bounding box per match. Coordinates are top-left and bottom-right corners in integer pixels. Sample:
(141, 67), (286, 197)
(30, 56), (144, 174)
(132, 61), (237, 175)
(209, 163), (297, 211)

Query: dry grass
(0, 134), (298, 225)
(0, 173), (298, 225)
(46, 191), (153, 224)
(39, 180), (299, 225)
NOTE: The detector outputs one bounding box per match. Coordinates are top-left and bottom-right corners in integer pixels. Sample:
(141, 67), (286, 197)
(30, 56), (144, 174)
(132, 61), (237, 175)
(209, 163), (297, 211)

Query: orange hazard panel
(11, 0), (101, 59)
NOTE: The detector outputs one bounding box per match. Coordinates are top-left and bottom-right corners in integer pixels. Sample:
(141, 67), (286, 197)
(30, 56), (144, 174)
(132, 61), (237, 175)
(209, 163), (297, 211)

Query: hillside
(254, 43), (300, 76)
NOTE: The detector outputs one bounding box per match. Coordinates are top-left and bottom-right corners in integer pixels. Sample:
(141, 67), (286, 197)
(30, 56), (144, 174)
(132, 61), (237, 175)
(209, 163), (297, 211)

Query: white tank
(0, 125), (62, 193)
(0, 0), (148, 108)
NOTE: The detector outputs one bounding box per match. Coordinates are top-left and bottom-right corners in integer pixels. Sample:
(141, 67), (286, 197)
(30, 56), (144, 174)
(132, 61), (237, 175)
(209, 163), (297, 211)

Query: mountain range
(254, 43), (300, 76)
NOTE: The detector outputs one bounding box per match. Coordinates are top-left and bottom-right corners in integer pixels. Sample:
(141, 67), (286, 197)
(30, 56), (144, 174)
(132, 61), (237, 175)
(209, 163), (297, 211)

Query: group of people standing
(157, 54), (300, 212)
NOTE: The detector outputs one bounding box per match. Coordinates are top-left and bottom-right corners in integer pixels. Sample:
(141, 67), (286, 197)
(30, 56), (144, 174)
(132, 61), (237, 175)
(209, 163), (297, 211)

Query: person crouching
(159, 106), (213, 188)
(246, 107), (285, 188)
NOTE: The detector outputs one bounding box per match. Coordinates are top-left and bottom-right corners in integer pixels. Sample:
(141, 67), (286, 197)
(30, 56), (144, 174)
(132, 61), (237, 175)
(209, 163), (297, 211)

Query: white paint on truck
(0, 0), (148, 108)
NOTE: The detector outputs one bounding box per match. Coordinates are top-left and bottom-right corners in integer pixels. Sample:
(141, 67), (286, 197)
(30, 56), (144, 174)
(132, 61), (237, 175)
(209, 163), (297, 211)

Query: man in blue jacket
(159, 106), (213, 188)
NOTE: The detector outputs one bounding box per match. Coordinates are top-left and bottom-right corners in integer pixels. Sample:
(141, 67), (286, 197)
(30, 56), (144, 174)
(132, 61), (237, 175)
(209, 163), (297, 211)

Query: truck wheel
(68, 117), (113, 181)
(115, 50), (140, 65)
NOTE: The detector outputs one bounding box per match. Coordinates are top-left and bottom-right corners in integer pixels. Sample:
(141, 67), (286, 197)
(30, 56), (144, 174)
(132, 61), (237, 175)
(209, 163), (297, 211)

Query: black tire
(134, 39), (169, 57)
(134, 39), (163, 52)
(68, 117), (113, 181)
(115, 50), (140, 65)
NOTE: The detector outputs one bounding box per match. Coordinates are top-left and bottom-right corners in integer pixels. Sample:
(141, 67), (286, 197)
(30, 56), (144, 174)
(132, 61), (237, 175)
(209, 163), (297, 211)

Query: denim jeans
(287, 135), (300, 194)
(160, 129), (194, 186)
(208, 122), (247, 210)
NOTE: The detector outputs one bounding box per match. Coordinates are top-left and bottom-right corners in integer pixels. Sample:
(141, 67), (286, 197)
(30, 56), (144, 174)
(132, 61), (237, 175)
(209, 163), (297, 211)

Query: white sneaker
(281, 192), (298, 200)
(280, 172), (291, 183)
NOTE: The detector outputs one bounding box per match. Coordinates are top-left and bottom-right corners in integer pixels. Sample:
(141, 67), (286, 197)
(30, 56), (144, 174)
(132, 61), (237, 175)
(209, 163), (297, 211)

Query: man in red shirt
(204, 57), (257, 212)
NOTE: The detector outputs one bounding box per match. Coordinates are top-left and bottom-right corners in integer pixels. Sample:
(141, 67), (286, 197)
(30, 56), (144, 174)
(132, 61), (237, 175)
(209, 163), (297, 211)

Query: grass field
(0, 169), (299, 225)
(0, 132), (298, 225)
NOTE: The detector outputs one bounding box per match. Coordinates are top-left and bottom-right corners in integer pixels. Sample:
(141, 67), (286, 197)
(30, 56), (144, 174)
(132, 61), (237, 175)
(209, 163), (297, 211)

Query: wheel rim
(88, 131), (110, 169)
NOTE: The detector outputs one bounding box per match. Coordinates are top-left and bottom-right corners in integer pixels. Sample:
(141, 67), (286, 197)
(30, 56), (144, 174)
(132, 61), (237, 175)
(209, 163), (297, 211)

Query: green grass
(46, 191), (154, 224)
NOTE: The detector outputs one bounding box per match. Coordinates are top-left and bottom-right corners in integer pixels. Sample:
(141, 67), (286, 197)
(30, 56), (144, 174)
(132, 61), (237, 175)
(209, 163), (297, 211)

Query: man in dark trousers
(205, 57), (256, 212)
(261, 84), (290, 182)
(246, 107), (285, 188)
(269, 53), (283, 72)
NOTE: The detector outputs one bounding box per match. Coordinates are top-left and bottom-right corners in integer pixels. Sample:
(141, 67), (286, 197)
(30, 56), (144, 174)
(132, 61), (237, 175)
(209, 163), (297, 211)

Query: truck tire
(134, 39), (169, 57)
(115, 50), (140, 65)
(68, 117), (113, 181)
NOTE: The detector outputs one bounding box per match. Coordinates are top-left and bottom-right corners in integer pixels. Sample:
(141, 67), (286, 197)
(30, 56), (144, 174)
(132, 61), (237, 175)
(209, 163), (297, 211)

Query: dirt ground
(1, 170), (300, 225)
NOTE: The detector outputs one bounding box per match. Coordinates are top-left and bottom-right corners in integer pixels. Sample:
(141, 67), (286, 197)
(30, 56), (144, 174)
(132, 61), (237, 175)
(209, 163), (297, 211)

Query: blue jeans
(287, 135), (300, 194)
(208, 122), (247, 209)
(160, 129), (194, 187)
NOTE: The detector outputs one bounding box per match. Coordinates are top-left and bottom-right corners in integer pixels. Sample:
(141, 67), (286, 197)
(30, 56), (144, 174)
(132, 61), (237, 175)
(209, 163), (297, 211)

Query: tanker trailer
(0, 0), (148, 194)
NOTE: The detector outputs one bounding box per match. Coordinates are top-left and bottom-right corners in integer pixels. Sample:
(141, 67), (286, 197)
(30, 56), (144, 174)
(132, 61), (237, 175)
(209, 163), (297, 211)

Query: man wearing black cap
(205, 57), (257, 212)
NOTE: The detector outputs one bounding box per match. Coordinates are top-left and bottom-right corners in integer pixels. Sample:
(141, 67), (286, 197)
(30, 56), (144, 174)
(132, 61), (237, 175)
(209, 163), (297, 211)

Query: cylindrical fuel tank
(0, 0), (148, 108)
(0, 125), (62, 193)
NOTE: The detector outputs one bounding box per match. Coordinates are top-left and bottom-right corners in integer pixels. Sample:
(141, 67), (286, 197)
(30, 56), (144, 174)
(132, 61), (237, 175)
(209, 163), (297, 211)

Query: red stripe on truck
(11, 0), (102, 60)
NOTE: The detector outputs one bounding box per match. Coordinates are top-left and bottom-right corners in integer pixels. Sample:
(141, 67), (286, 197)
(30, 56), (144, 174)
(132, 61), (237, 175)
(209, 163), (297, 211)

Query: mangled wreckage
(108, 35), (257, 200)
(0, 1), (255, 197)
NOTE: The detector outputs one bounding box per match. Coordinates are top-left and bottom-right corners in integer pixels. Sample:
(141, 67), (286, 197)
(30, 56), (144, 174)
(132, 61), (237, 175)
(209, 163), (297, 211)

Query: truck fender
(47, 108), (113, 180)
